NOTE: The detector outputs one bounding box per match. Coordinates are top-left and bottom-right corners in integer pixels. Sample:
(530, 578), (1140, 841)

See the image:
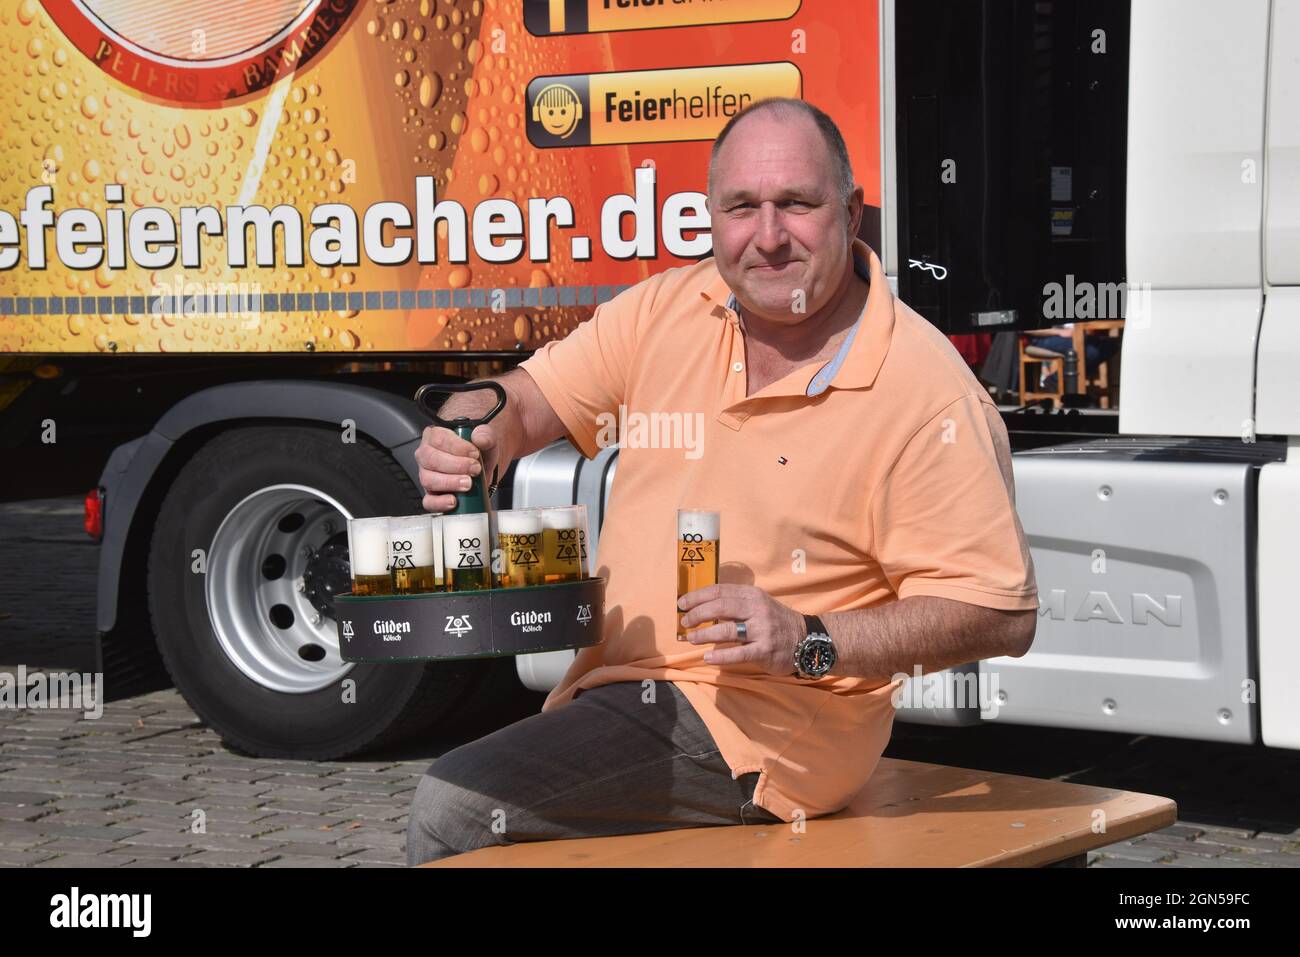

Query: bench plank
(422, 757), (1176, 867)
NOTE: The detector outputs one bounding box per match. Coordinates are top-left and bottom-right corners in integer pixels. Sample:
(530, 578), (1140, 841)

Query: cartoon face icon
(533, 83), (583, 138)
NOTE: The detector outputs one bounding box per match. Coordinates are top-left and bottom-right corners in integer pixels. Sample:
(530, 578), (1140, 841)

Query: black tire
(146, 424), (490, 760)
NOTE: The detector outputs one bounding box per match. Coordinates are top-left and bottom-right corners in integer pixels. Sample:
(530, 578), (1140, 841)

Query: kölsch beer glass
(497, 509), (545, 588)
(677, 509), (719, 639)
(443, 512), (492, 590)
(347, 517), (393, 596)
(539, 505), (586, 584)
(389, 514), (439, 594)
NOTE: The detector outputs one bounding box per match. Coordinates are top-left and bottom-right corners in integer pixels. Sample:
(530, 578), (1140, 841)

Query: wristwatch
(793, 614), (837, 679)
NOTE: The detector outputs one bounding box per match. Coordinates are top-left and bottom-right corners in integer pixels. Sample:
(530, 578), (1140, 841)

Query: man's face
(708, 110), (863, 324)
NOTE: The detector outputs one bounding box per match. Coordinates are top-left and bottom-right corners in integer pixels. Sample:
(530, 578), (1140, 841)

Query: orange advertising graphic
(0, 0), (879, 354)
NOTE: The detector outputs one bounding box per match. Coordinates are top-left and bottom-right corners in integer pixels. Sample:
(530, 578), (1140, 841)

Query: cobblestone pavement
(2, 496), (1297, 868)
(0, 688), (429, 867)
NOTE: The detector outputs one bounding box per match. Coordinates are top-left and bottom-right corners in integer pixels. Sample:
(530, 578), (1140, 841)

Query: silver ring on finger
(735, 620), (748, 642)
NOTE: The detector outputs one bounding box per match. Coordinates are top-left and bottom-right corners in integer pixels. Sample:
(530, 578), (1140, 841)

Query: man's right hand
(415, 423), (498, 513)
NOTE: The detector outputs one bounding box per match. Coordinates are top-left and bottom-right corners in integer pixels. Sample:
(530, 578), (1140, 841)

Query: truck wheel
(146, 424), (488, 759)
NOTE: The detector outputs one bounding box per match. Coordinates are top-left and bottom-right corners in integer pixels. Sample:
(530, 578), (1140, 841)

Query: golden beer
(497, 510), (545, 588)
(389, 514), (439, 594)
(347, 516), (392, 596)
(539, 506), (584, 584)
(677, 509), (719, 639)
(443, 513), (492, 591)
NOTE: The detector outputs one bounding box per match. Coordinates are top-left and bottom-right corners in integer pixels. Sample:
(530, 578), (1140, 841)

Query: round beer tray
(334, 577), (606, 662)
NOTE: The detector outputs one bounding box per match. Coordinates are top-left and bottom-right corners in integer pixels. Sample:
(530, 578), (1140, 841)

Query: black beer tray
(334, 577), (606, 662)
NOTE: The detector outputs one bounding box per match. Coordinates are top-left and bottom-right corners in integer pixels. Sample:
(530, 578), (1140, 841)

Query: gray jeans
(405, 679), (782, 865)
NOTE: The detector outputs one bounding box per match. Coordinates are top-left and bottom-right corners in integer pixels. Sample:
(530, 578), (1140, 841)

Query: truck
(1, 0), (1297, 758)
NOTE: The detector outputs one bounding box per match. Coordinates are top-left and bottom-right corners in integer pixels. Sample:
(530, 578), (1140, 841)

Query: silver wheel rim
(205, 483), (356, 694)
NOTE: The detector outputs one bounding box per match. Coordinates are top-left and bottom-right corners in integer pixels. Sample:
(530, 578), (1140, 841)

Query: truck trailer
(1, 0), (1297, 758)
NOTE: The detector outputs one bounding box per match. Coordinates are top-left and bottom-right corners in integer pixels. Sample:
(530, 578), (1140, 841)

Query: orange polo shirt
(517, 239), (1037, 822)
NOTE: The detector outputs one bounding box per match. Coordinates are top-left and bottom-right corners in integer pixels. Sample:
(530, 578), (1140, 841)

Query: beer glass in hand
(677, 509), (719, 640)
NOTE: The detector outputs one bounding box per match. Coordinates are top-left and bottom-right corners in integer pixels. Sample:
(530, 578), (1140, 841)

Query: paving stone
(1090, 856), (1171, 868)
(1093, 843), (1176, 864)
(33, 854), (134, 868)
(0, 805), (53, 822)
(0, 848), (59, 865)
(247, 813), (350, 830)
(115, 830), (198, 847)
(116, 786), (207, 804)
(339, 847), (408, 865)
(261, 799), (348, 814)
(50, 797), (131, 811)
(118, 859), (207, 868)
(258, 855), (357, 868)
(251, 827), (343, 845)
(176, 849), (283, 867)
(254, 842), (363, 859)
(1196, 834), (1300, 853)
(185, 832), (287, 852)
(1150, 823), (1207, 841)
(1178, 821), (1256, 840)
(102, 844), (198, 861)
(26, 822), (145, 842)
(1151, 855), (1270, 869)
(29, 837), (118, 854)
(324, 805), (408, 823)
(1135, 837), (1229, 859)
(332, 833), (407, 851)
(0, 823), (57, 848)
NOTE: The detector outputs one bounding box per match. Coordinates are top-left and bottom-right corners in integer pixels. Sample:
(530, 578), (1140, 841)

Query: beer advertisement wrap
(0, 0), (880, 354)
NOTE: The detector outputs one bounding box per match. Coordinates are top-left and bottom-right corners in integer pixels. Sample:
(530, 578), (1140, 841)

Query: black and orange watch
(794, 614), (837, 679)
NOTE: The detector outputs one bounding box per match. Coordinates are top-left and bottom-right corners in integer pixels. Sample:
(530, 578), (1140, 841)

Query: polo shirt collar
(698, 238), (894, 395)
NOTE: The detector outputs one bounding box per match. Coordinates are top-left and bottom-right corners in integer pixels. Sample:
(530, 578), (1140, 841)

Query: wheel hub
(205, 484), (359, 693)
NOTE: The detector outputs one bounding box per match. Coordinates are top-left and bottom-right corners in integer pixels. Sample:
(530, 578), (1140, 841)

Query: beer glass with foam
(677, 509), (719, 639)
(347, 516), (393, 596)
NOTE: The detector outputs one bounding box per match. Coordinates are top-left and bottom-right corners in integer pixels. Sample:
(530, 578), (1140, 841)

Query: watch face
(798, 635), (836, 676)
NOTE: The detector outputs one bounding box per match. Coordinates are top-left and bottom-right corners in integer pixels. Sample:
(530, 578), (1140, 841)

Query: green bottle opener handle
(414, 381), (508, 516)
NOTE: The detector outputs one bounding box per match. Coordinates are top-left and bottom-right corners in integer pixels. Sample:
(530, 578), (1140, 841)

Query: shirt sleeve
(869, 392), (1038, 610)
(517, 278), (654, 460)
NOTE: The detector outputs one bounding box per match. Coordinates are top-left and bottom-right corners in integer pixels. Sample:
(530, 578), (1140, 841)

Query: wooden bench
(421, 756), (1176, 867)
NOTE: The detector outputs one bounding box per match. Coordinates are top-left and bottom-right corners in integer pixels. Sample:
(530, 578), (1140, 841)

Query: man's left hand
(677, 583), (806, 674)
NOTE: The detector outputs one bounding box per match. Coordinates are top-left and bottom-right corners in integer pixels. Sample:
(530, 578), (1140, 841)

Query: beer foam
(442, 512), (490, 554)
(539, 506), (582, 530)
(431, 514), (445, 575)
(497, 509), (543, 535)
(348, 517), (390, 575)
(677, 510), (720, 539)
(389, 515), (435, 566)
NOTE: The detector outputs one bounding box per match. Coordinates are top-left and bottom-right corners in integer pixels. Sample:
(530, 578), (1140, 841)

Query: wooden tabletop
(422, 756), (1176, 868)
